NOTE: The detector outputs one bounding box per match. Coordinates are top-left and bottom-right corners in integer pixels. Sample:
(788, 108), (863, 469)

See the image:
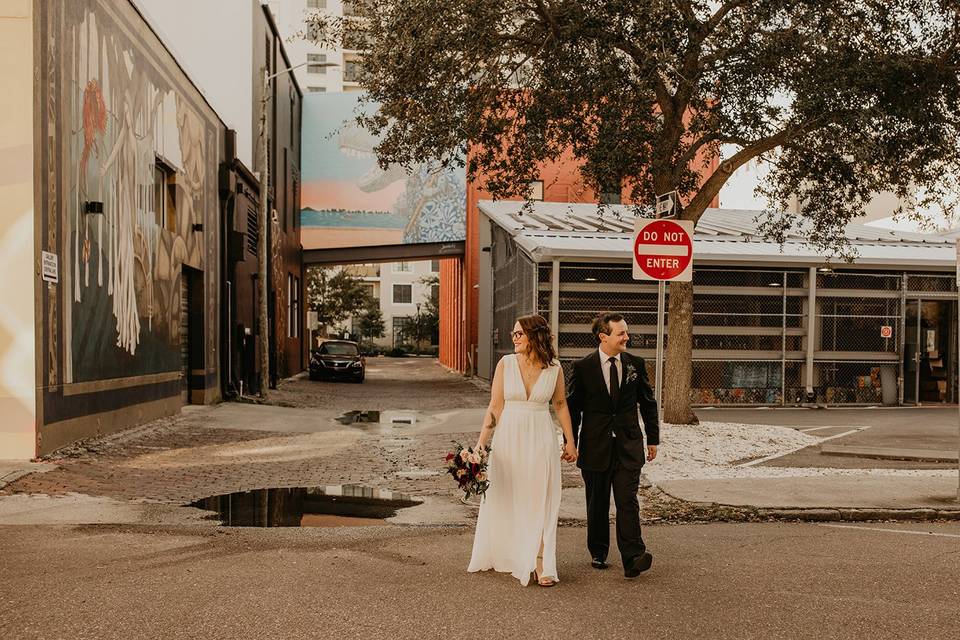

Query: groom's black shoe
(591, 557), (609, 570)
(624, 552), (653, 578)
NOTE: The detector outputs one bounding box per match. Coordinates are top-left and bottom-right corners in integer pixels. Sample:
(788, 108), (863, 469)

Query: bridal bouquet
(445, 441), (490, 500)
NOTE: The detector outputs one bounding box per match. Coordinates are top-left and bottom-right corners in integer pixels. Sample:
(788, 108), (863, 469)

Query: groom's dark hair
(592, 312), (624, 343)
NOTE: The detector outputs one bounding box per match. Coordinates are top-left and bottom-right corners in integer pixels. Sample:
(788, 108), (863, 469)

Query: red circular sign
(880, 326), (893, 339)
(633, 219), (693, 280)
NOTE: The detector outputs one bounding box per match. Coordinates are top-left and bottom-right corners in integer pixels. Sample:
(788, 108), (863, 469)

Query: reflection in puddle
(335, 410), (418, 427)
(191, 484), (421, 527)
(336, 411), (380, 425)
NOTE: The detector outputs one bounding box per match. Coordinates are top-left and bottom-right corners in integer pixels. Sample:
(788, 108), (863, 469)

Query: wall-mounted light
(84, 201), (104, 215)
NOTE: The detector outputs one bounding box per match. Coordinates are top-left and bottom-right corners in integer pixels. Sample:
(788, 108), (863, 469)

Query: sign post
(633, 216), (694, 424)
(955, 240), (960, 501)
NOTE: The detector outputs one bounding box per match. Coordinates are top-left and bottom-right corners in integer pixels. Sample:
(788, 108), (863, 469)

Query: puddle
(336, 410), (381, 425)
(335, 410), (418, 428)
(190, 484), (422, 527)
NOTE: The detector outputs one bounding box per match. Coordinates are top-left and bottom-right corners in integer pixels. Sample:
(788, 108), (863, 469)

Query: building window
(430, 259), (440, 273)
(287, 274), (293, 338)
(307, 53), (327, 74)
(293, 276), (300, 338)
(307, 86), (327, 92)
(393, 284), (412, 304)
(431, 284), (439, 304)
(393, 316), (413, 346)
(394, 261), (413, 273)
(307, 0), (326, 9)
(154, 158), (176, 232)
(528, 179), (544, 201)
(343, 59), (363, 83)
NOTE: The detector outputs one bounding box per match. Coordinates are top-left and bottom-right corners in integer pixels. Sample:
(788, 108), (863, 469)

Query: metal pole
(258, 67), (271, 397)
(955, 241), (960, 501)
(655, 279), (666, 424)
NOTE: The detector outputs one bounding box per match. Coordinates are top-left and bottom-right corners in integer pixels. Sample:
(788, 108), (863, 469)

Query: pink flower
(477, 472), (487, 482)
(468, 452), (481, 465)
(459, 449), (470, 462)
(456, 469), (466, 478)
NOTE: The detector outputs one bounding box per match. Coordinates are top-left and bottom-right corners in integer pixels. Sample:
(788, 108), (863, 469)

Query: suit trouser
(582, 452), (646, 567)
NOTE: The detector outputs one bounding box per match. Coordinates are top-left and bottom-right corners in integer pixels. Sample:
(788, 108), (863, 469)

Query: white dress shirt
(598, 347), (622, 395)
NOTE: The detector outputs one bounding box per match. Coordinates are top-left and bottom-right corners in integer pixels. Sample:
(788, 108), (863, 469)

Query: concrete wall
(0, 0), (37, 459)
(134, 0), (255, 167)
(34, 0), (224, 455)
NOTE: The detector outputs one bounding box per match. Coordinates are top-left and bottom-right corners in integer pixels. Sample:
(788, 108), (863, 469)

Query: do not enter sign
(633, 218), (694, 281)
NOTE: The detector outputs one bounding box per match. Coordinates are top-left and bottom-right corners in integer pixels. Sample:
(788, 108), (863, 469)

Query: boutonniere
(624, 362), (638, 384)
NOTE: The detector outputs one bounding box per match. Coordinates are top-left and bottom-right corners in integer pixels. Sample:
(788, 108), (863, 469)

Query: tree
(413, 275), (440, 347)
(307, 1), (960, 423)
(358, 300), (386, 341)
(305, 266), (375, 333)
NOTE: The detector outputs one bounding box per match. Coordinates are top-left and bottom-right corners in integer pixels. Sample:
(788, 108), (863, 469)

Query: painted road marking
(736, 426), (873, 468)
(819, 524), (960, 539)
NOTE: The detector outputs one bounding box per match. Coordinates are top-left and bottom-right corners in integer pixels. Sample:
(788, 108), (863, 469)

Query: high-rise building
(265, 0), (365, 94)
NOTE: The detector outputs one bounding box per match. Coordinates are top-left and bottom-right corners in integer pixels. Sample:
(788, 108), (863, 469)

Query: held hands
(561, 440), (578, 463)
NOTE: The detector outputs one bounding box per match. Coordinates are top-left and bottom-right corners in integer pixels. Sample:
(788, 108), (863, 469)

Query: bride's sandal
(533, 556), (557, 587)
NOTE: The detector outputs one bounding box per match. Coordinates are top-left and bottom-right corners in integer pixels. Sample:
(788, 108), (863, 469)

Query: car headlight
(350, 361), (362, 368)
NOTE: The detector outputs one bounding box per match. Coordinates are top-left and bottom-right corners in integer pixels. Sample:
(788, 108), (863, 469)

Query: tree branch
(683, 119), (821, 219)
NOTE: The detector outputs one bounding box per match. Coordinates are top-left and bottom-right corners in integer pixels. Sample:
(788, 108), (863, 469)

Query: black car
(309, 340), (365, 382)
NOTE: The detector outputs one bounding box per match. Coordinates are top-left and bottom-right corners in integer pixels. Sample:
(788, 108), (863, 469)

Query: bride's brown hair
(517, 314), (557, 368)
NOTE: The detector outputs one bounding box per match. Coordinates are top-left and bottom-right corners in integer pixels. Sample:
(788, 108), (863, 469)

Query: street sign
(632, 218), (694, 282)
(41, 251), (58, 284)
(880, 325), (893, 339)
(655, 191), (678, 218)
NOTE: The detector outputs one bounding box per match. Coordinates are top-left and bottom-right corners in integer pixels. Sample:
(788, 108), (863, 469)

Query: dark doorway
(181, 266), (205, 404)
(904, 300), (954, 404)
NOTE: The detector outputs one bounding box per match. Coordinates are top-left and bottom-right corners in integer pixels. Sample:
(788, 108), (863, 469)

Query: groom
(567, 311), (659, 578)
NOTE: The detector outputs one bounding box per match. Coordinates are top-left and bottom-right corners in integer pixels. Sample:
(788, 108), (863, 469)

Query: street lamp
(257, 60), (336, 396)
(415, 302), (422, 356)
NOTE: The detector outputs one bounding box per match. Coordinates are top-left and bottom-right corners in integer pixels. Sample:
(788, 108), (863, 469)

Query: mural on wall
(300, 93), (466, 250)
(59, 1), (217, 383)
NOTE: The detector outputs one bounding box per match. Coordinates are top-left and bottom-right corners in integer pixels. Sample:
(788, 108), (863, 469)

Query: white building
(332, 260), (439, 349)
(264, 0), (365, 94)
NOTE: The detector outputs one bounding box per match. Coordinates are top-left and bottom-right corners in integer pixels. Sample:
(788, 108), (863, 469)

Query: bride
(468, 314), (578, 586)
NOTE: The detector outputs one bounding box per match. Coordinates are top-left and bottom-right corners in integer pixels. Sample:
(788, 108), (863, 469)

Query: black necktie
(608, 357), (619, 405)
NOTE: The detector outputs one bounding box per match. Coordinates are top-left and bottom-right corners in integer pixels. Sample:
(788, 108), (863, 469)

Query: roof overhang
(478, 200), (956, 271)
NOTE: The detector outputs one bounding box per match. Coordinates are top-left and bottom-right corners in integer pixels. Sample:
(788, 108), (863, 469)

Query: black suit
(567, 350), (659, 568)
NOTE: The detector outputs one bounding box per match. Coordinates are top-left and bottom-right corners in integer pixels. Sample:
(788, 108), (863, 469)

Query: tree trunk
(663, 279), (698, 424)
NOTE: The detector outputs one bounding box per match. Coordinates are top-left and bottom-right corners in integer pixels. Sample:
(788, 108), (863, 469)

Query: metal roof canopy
(303, 240), (464, 266)
(478, 200), (956, 270)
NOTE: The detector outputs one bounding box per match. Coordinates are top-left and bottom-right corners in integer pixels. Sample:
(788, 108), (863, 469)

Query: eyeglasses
(511, 330), (524, 340)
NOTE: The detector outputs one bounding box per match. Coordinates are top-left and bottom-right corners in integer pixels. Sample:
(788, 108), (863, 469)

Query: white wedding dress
(468, 354), (563, 585)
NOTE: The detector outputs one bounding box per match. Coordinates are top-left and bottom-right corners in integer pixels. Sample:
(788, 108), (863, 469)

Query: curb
(754, 507), (960, 522)
(651, 485), (960, 523)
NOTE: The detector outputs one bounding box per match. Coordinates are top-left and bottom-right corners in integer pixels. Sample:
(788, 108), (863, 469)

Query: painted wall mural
(52, 1), (220, 384)
(300, 93), (466, 250)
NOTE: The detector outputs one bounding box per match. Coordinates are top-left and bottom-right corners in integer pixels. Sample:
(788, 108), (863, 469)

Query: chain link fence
(491, 225), (537, 373)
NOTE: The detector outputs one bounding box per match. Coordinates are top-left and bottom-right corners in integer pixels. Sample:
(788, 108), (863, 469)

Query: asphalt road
(2, 521), (957, 640)
(700, 407), (960, 469)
